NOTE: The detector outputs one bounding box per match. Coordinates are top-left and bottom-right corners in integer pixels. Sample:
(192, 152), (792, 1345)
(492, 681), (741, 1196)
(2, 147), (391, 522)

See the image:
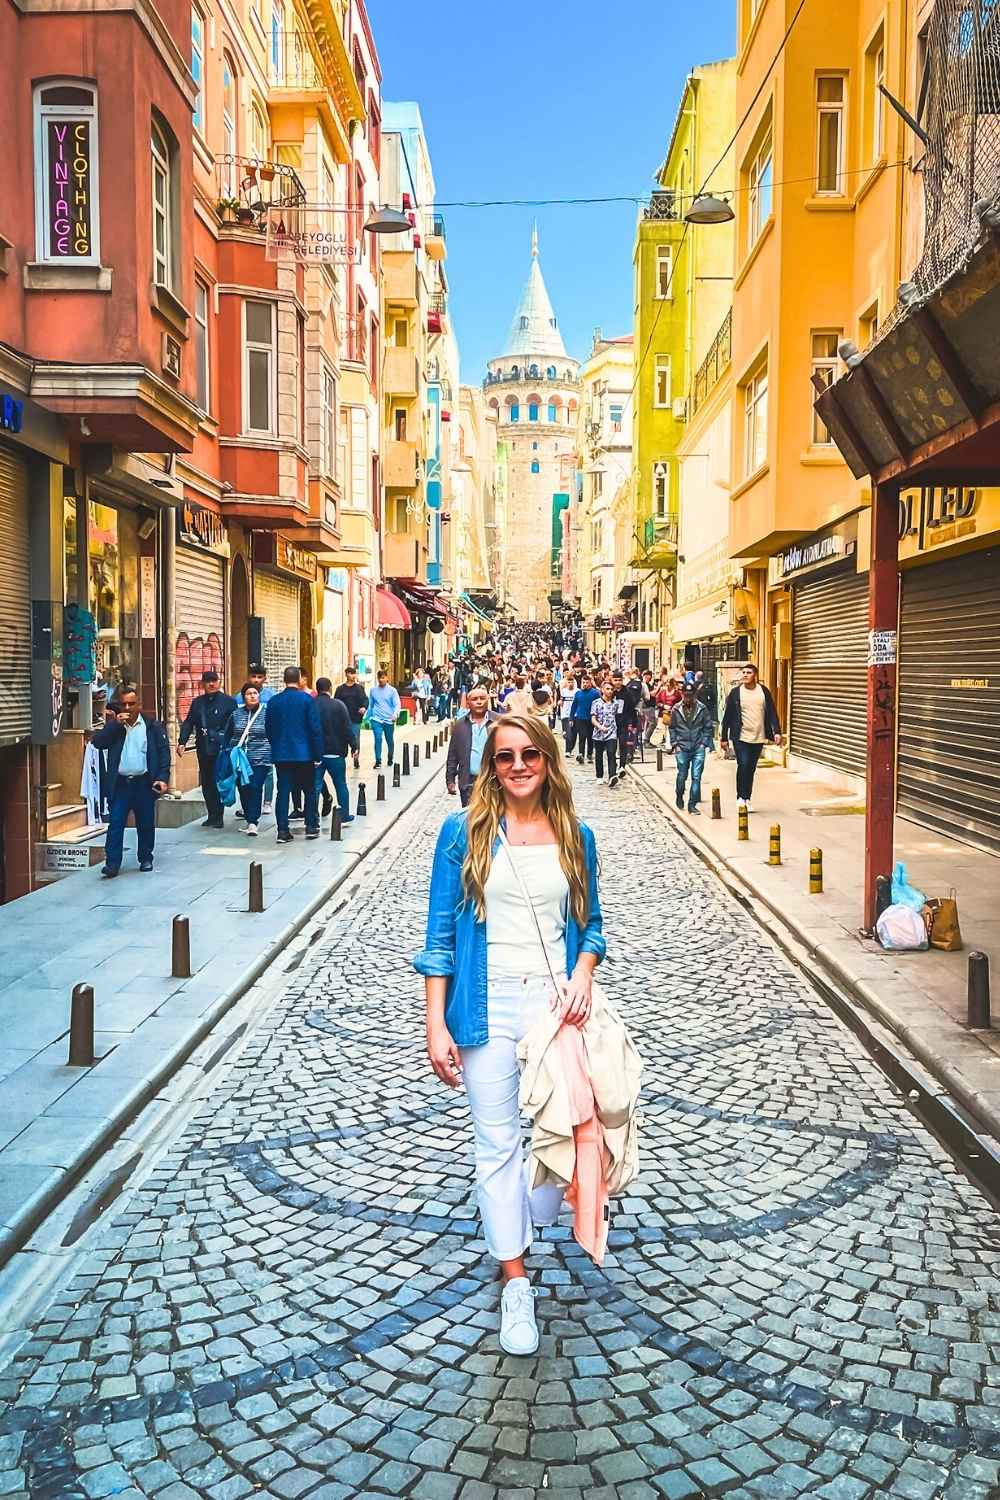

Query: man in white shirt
(91, 687), (171, 876)
(720, 664), (783, 812)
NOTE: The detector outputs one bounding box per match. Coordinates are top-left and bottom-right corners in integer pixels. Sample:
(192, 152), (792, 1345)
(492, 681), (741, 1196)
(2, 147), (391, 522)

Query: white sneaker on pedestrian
(499, 1277), (539, 1357)
(246, 823), (258, 836)
(737, 797), (747, 809)
(745, 801), (754, 813)
(263, 801), (273, 814)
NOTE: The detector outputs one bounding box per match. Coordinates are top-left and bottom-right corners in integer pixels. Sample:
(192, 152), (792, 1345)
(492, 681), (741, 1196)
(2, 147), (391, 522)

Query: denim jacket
(413, 810), (606, 1048)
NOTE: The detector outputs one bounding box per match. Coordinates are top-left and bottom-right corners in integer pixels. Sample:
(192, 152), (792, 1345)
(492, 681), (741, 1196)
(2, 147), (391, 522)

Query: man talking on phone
(91, 686), (171, 878)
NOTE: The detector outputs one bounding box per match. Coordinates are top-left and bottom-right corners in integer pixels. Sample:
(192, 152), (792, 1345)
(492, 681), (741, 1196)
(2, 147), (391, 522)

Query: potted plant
(236, 205), (256, 225)
(217, 196), (241, 222)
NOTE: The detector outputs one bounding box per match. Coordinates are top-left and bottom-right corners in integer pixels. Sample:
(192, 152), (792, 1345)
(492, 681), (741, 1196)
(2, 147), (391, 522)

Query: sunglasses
(493, 747), (547, 770)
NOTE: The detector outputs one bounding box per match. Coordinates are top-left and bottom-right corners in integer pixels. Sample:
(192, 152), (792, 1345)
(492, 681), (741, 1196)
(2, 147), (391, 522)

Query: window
(222, 57), (237, 194)
(654, 356), (671, 408)
(653, 463), (669, 519)
(610, 403), (623, 431)
(528, 403), (539, 422)
(532, 441), (538, 450)
(546, 365), (556, 378)
(195, 281), (210, 412)
(520, 316), (529, 330)
(548, 403), (557, 422)
(151, 118), (173, 288)
(250, 102), (267, 163)
(531, 462), (540, 474)
(271, 0), (284, 77)
(510, 403), (520, 423)
(296, 312), (305, 443)
(529, 364), (539, 377)
(393, 318), (408, 347)
(593, 470), (604, 499)
(655, 243), (673, 298)
(321, 367), (337, 477)
(243, 299), (275, 434)
(33, 82), (100, 264)
(867, 27), (886, 161)
(743, 362), (768, 475)
(191, 10), (206, 133)
(810, 331), (839, 444)
(394, 408), (407, 440)
(368, 94), (381, 170)
(816, 76), (846, 194)
(860, 300), (879, 347)
(747, 127), (773, 248)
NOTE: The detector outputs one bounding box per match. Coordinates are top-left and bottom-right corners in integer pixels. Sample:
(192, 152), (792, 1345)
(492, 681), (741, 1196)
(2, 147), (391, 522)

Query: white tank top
(485, 844), (569, 979)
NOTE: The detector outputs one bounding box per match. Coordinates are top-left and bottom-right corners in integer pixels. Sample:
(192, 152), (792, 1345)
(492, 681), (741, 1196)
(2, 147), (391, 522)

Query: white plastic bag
(876, 902), (929, 952)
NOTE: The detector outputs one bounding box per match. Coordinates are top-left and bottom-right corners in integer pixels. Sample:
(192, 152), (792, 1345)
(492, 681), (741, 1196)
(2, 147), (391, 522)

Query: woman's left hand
(559, 972), (593, 1029)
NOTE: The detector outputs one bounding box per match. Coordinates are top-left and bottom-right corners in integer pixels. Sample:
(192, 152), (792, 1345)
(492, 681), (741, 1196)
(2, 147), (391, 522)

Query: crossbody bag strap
(238, 707), (261, 750)
(497, 827), (564, 993)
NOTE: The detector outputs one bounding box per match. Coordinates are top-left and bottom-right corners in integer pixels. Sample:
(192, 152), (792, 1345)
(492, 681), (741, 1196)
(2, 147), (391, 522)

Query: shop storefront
(898, 486), (1000, 853)
(252, 534), (317, 684)
(322, 568), (348, 684)
(0, 441), (32, 745)
(781, 515), (869, 780)
(174, 505), (228, 741)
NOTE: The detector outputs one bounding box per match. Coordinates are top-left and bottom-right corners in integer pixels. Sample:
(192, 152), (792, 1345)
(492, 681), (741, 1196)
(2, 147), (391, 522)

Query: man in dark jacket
(264, 665), (323, 842)
(314, 677), (354, 825)
(334, 666), (368, 770)
(92, 686), (171, 877)
(177, 669), (237, 829)
(669, 682), (715, 815)
(446, 686), (492, 807)
(720, 663), (782, 812)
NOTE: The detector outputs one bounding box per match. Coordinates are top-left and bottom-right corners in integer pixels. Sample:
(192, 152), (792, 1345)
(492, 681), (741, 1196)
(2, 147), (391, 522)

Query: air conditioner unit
(672, 397), (688, 422)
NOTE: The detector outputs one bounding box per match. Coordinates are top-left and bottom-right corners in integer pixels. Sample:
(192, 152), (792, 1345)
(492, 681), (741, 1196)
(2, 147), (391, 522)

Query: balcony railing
(644, 190), (677, 221)
(215, 155), (306, 226)
(269, 32), (323, 90)
(432, 213), (446, 239)
(483, 370), (581, 387)
(692, 309), (732, 415)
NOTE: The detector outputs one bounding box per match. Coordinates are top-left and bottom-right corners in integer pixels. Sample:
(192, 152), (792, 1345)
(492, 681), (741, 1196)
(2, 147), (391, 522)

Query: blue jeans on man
(734, 740), (765, 802)
(275, 762), (319, 834)
(675, 747), (706, 810)
(435, 693), (450, 721)
(315, 755), (350, 816)
(238, 765), (271, 825)
(372, 721), (395, 765)
(104, 775), (157, 871)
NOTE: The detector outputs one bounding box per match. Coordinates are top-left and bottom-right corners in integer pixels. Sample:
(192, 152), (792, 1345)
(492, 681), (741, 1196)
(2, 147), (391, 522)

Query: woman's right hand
(427, 1024), (462, 1088)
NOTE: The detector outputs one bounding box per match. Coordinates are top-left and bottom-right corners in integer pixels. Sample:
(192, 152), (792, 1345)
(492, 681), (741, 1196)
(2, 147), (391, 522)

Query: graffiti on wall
(175, 632), (224, 731)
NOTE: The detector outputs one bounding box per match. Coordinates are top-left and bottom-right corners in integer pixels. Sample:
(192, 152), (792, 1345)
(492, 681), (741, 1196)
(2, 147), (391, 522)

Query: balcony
(692, 309), (732, 415)
(384, 346), (419, 397)
(269, 31), (324, 92)
(383, 252), (418, 307)
(631, 515), (679, 569)
(426, 213), (446, 262)
(384, 439), (420, 489)
(214, 156), (306, 228)
(427, 292), (447, 335)
(384, 531), (427, 582)
(644, 190), (677, 221)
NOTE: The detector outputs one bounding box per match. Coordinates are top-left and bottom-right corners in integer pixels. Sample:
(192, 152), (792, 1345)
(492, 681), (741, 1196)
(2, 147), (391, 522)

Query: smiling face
(491, 722), (549, 806)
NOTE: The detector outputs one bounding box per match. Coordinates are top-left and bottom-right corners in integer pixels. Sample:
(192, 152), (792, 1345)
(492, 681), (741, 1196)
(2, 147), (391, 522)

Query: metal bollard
(413, 745), (420, 769)
(357, 783), (368, 817)
(738, 804), (749, 842)
(392, 763), (401, 789)
(249, 861), (264, 913)
(968, 952), (991, 1029)
(656, 749), (663, 773)
(426, 738), (432, 759)
(330, 807), (342, 841)
(768, 824), (782, 866)
(711, 787), (722, 820)
(68, 983), (95, 1067)
(376, 774), (386, 802)
(171, 915), (191, 978)
(809, 848), (823, 894)
(402, 743), (411, 776)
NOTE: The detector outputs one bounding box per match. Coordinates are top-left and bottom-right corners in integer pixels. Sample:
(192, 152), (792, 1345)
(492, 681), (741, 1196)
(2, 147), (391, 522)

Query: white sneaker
(246, 823), (258, 836)
(737, 797), (747, 809)
(499, 1277), (539, 1356)
(745, 802), (754, 813)
(262, 801), (273, 814)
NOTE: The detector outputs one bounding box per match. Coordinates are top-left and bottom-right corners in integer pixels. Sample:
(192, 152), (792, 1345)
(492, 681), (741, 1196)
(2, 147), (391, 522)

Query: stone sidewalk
(0, 720), (448, 1267)
(629, 747), (1000, 1142)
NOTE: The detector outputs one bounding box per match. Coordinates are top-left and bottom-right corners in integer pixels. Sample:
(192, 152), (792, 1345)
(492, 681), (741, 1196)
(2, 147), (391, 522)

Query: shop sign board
(40, 843), (92, 872)
(778, 516), (859, 581)
(177, 502), (226, 552)
(140, 556), (156, 637)
(0, 394), (24, 434)
(265, 207), (361, 264)
(898, 485), (1000, 560)
(275, 536), (318, 581)
(47, 119), (93, 258)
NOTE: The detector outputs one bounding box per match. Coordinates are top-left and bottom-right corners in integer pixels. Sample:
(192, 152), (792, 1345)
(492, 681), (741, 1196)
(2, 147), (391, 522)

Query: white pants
(461, 975), (566, 1261)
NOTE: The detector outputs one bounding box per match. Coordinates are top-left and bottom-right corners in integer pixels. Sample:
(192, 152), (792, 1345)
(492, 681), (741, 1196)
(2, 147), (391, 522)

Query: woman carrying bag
(225, 683), (273, 836)
(415, 715), (612, 1357)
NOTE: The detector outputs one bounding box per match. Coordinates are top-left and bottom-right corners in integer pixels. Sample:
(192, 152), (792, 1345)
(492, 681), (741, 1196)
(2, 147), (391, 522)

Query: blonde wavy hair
(462, 714), (589, 927)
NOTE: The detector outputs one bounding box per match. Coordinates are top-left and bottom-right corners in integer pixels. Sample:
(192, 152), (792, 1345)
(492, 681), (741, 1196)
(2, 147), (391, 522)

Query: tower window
(528, 403), (539, 421)
(531, 461), (540, 473)
(520, 316), (528, 329)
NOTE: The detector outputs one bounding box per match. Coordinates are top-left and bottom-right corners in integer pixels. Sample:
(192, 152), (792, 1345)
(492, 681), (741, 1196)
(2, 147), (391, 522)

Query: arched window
(531, 461), (540, 474)
(529, 363), (539, 377)
(250, 100), (267, 162)
(547, 403), (557, 423)
(510, 402), (520, 423)
(546, 365), (556, 379)
(222, 55), (238, 194)
(520, 316), (528, 329)
(510, 364), (519, 378)
(528, 403), (539, 421)
(33, 82), (100, 264)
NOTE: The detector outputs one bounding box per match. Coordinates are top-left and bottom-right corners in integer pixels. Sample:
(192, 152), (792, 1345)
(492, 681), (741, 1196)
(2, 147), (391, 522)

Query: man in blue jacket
(569, 671), (600, 764)
(264, 665), (324, 842)
(92, 686), (171, 877)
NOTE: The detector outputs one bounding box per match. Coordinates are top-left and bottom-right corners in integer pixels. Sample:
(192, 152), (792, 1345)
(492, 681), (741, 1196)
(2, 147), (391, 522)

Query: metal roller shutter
(174, 545), (226, 734)
(0, 446), (32, 743)
(790, 569), (870, 777)
(898, 548), (1000, 852)
(255, 572), (300, 681)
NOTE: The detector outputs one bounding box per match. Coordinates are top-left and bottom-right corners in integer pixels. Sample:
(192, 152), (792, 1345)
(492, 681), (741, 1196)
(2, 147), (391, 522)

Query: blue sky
(368, 1), (736, 382)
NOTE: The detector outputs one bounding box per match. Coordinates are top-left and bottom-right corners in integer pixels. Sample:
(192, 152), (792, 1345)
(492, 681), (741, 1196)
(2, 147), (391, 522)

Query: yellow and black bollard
(711, 787), (721, 820)
(768, 824), (782, 866)
(738, 804), (749, 841)
(809, 847), (823, 894)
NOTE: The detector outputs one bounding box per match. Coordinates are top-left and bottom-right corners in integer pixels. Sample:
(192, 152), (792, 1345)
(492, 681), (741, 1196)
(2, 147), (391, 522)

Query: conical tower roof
(501, 225), (569, 360)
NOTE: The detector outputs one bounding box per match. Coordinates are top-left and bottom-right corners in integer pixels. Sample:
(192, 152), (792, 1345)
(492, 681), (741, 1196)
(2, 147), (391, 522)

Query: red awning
(375, 588), (412, 630)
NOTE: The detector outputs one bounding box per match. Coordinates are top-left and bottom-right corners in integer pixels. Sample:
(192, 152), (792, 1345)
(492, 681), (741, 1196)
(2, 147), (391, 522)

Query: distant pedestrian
(720, 664), (782, 813)
(411, 666), (433, 724)
(641, 670), (658, 743)
(669, 681), (714, 815)
(446, 685), (491, 806)
(93, 687), (171, 877)
(177, 669), (237, 830)
(558, 672), (577, 747)
(335, 665), (368, 770)
(314, 677), (354, 825)
(569, 672), (599, 763)
(264, 666), (324, 842)
(225, 683), (272, 836)
(368, 670), (401, 768)
(246, 663), (276, 813)
(591, 681), (620, 787)
(433, 666), (451, 723)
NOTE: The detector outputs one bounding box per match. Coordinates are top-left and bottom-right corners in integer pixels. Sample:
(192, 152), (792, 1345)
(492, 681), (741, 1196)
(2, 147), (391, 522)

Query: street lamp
(364, 206), (413, 235)
(684, 193), (735, 225)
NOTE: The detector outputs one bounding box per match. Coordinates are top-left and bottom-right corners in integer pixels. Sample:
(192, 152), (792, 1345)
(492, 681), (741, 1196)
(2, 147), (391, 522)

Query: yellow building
(576, 333), (634, 657)
(631, 61), (735, 666)
(730, 0), (905, 783)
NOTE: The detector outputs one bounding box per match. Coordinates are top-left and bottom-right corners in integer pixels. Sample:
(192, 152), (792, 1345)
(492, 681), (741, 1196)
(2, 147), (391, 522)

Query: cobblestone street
(2, 768), (1000, 1500)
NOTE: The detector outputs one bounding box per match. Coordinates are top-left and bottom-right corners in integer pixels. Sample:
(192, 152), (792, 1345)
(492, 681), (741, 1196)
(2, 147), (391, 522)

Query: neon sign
(47, 119), (92, 258)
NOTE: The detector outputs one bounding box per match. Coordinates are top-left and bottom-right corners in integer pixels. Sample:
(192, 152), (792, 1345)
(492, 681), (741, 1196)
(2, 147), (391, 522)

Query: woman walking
(226, 683), (273, 835)
(414, 715), (605, 1356)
